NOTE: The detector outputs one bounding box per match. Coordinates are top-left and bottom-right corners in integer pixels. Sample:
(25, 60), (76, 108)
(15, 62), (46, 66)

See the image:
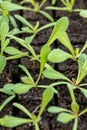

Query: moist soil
(1, 0), (87, 130)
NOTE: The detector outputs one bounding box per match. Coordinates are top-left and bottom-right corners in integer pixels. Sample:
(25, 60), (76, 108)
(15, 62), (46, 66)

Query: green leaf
(21, 76), (34, 85)
(19, 64), (34, 84)
(1, 1), (28, 11)
(43, 64), (70, 82)
(40, 44), (51, 75)
(13, 103), (32, 118)
(1, 21), (9, 44)
(9, 15), (17, 28)
(0, 95), (15, 111)
(48, 106), (72, 113)
(3, 83), (32, 94)
(80, 10), (87, 18)
(71, 101), (79, 114)
(39, 10), (54, 22)
(38, 88), (54, 117)
(77, 54), (87, 84)
(0, 115), (30, 128)
(57, 32), (74, 55)
(57, 112), (76, 123)
(13, 83), (32, 94)
(15, 15), (33, 29)
(0, 56), (6, 74)
(47, 17), (69, 45)
(79, 88), (87, 98)
(4, 46), (24, 55)
(48, 48), (72, 63)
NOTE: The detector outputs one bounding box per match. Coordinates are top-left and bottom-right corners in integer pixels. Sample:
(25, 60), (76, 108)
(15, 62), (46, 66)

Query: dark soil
(1, 0), (87, 130)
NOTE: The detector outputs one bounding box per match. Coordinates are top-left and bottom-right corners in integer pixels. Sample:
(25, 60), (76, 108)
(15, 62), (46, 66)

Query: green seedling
(0, 43), (52, 95)
(46, 0), (83, 13)
(14, 14), (56, 38)
(43, 53), (87, 98)
(0, 88), (54, 130)
(48, 84), (87, 130)
(20, 0), (54, 22)
(48, 102), (87, 130)
(80, 10), (87, 18)
(0, 21), (28, 74)
(46, 17), (87, 62)
(1, 43), (52, 94)
(0, 0), (30, 27)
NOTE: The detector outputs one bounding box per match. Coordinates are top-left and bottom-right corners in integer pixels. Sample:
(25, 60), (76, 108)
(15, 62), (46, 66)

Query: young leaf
(80, 10), (87, 18)
(71, 101), (79, 114)
(48, 106), (72, 113)
(1, 1), (28, 11)
(0, 115), (30, 128)
(38, 88), (54, 117)
(47, 17), (69, 45)
(13, 83), (32, 94)
(57, 112), (76, 123)
(48, 48), (73, 63)
(13, 103), (32, 118)
(57, 32), (74, 55)
(79, 88), (87, 98)
(0, 95), (15, 112)
(19, 64), (34, 84)
(0, 56), (6, 74)
(43, 64), (70, 82)
(39, 10), (54, 22)
(1, 21), (9, 44)
(40, 44), (51, 74)
(4, 46), (25, 55)
(15, 15), (33, 29)
(77, 54), (87, 84)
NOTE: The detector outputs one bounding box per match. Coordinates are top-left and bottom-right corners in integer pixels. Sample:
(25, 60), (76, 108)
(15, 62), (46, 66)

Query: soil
(1, 0), (87, 130)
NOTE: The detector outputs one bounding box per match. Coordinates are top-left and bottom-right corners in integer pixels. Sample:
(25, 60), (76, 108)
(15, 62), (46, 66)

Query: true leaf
(57, 112), (76, 123)
(40, 44), (51, 75)
(43, 64), (70, 82)
(0, 56), (6, 74)
(13, 83), (32, 94)
(47, 17), (69, 45)
(48, 48), (72, 63)
(13, 103), (32, 118)
(0, 115), (30, 128)
(38, 88), (54, 117)
(48, 106), (72, 113)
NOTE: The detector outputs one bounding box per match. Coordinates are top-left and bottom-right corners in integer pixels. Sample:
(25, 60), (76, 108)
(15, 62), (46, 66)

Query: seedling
(20, 0), (54, 22)
(14, 14), (56, 37)
(43, 53), (87, 99)
(46, 17), (87, 62)
(0, 42), (53, 96)
(0, 21), (28, 74)
(47, 73), (87, 130)
(48, 102), (87, 130)
(46, 0), (82, 13)
(0, 88), (54, 130)
(0, 0), (29, 27)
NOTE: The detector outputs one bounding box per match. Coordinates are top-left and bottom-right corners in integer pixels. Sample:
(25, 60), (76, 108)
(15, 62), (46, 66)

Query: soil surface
(1, 0), (87, 130)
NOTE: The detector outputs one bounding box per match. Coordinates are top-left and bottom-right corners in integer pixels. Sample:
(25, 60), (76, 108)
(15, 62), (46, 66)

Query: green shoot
(46, 0), (83, 13)
(47, 17), (87, 62)
(0, 88), (54, 130)
(20, 0), (54, 22)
